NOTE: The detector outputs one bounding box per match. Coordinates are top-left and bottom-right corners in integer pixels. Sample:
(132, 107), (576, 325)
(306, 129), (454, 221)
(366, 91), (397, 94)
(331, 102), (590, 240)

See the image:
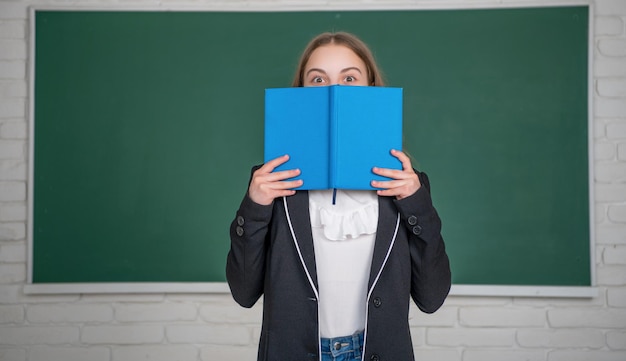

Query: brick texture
(0, 1), (624, 361)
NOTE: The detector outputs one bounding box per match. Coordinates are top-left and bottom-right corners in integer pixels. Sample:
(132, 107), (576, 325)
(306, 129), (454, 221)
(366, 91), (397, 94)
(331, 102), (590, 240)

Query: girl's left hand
(371, 149), (421, 200)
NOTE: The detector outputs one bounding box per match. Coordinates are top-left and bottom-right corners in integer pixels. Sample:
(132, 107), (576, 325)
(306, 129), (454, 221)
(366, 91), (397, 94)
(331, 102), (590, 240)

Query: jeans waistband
(320, 331), (364, 359)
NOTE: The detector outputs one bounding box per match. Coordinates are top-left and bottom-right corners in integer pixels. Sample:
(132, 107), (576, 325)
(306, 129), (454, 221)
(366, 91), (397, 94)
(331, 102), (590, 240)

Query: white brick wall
(1, 0), (625, 361)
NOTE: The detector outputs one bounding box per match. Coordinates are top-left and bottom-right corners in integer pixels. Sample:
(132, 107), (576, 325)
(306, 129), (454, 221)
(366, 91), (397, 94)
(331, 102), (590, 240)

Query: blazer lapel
(284, 191), (318, 291)
(368, 196), (400, 290)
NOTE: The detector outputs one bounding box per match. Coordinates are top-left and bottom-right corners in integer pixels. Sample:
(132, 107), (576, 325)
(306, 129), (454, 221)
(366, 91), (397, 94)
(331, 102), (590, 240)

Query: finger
(259, 154), (291, 173)
(261, 180), (302, 200)
(249, 178), (302, 205)
(372, 166), (411, 180)
(259, 168), (301, 182)
(390, 149), (413, 171)
(374, 181), (416, 200)
(372, 171), (421, 198)
(371, 179), (405, 190)
(376, 188), (401, 197)
(272, 189), (297, 198)
(263, 179), (303, 190)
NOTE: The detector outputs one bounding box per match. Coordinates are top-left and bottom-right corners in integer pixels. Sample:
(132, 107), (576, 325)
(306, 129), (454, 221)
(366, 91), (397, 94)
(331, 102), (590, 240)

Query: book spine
(329, 85), (339, 189)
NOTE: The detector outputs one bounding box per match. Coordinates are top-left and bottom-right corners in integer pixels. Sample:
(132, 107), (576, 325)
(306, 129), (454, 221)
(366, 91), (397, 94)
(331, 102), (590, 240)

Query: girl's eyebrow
(305, 68), (327, 76)
(305, 67), (363, 76)
(340, 67), (363, 74)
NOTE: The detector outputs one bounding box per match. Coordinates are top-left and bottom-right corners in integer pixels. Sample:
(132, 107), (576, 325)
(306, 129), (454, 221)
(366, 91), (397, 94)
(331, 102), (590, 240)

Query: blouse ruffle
(309, 190), (378, 241)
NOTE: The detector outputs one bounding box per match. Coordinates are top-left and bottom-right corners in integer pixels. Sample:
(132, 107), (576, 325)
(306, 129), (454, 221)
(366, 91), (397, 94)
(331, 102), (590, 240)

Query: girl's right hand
(248, 155), (303, 206)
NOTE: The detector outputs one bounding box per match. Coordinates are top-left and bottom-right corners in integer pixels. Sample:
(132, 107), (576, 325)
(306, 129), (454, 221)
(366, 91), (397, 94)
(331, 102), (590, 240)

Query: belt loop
(353, 331), (363, 360)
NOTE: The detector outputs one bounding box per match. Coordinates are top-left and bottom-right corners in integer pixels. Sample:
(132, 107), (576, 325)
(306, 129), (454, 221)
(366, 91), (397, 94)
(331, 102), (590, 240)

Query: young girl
(227, 32), (451, 361)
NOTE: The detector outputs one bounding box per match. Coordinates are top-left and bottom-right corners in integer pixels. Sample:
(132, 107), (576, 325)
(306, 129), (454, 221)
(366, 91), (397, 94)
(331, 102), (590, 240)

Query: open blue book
(264, 85), (403, 190)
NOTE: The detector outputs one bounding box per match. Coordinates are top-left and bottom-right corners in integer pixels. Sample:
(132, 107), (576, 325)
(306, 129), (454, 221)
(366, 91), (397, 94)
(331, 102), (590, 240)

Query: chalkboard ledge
(24, 282), (231, 295)
(24, 283), (598, 298)
(451, 285), (598, 298)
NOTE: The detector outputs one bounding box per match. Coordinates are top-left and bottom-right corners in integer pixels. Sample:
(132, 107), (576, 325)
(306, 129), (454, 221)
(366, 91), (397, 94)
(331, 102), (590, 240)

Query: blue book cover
(264, 85), (403, 190)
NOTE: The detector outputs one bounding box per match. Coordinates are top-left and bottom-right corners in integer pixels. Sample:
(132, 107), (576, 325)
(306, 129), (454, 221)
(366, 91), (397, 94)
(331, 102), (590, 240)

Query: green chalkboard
(33, 7), (590, 286)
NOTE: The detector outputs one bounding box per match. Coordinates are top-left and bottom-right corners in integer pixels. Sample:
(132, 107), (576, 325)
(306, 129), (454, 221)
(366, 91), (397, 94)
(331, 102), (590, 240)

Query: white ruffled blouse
(309, 189), (379, 338)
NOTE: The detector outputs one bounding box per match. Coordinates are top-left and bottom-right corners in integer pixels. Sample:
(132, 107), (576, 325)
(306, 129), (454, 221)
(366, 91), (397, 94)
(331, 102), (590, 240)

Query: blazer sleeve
(225, 166), (273, 308)
(393, 171), (451, 313)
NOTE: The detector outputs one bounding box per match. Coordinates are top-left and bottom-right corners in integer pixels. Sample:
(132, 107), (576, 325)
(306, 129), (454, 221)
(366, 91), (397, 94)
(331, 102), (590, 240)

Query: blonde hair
(291, 32), (385, 87)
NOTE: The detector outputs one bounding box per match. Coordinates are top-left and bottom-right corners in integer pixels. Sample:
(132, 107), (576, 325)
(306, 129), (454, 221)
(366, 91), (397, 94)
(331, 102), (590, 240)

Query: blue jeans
(320, 332), (364, 361)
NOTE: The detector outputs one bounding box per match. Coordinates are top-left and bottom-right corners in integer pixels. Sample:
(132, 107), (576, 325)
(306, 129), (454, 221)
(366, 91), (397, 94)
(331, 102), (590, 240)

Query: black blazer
(227, 170), (451, 361)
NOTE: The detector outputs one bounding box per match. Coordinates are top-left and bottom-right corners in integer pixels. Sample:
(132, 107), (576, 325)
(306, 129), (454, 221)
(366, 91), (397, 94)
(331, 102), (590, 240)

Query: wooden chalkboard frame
(25, 4), (596, 297)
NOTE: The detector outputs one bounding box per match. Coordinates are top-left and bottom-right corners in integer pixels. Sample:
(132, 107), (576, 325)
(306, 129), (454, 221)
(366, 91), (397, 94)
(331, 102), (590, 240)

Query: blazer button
(370, 354), (380, 361)
(236, 226), (244, 236)
(373, 297), (382, 308)
(237, 215), (245, 226)
(412, 225), (422, 236)
(407, 215), (418, 226)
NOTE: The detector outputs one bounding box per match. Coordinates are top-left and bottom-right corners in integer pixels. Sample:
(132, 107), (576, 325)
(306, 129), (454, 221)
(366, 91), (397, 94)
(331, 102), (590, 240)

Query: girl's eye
(312, 76), (324, 83)
(345, 75), (356, 82)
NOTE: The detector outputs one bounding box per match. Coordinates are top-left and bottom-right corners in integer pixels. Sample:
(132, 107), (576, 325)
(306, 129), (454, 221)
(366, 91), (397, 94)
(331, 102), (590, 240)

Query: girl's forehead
(306, 44), (365, 68)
